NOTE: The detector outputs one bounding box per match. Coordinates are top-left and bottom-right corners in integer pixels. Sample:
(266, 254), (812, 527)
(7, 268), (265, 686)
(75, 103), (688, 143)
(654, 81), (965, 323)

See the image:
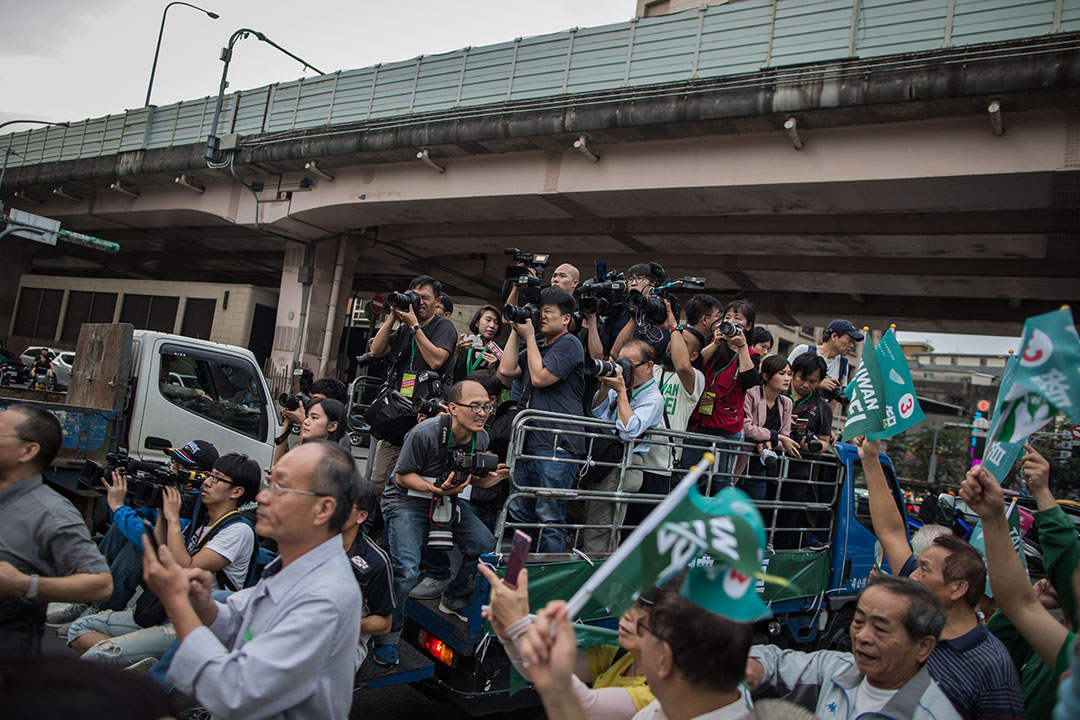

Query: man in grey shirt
(145, 440), (363, 720)
(0, 405), (112, 661)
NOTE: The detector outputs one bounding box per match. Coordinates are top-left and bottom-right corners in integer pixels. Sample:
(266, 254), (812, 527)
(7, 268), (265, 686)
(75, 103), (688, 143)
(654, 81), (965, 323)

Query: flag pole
(564, 452), (716, 621)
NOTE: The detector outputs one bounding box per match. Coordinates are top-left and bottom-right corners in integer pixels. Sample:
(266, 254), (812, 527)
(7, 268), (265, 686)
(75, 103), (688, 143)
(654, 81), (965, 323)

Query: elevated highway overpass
(3, 1), (1079, 371)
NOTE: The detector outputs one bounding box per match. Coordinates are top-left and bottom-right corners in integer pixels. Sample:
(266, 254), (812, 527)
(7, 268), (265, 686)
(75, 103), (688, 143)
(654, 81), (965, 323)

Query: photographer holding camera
(367, 275), (458, 499)
(498, 287), (586, 553)
(787, 319), (863, 411)
(376, 380), (507, 666)
(273, 378), (350, 463)
(68, 453), (259, 667)
(609, 262), (671, 360)
(582, 340), (664, 553)
(684, 300), (761, 475)
(0, 406), (112, 661)
(452, 305), (504, 384)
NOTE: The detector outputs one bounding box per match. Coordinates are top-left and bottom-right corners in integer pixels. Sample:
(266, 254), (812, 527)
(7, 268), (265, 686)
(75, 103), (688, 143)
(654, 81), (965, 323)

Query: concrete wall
(9, 275), (277, 353)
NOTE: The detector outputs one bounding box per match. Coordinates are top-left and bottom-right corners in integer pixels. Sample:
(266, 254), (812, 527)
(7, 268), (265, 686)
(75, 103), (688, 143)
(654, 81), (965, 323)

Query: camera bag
(132, 512), (253, 628)
(363, 385), (419, 446)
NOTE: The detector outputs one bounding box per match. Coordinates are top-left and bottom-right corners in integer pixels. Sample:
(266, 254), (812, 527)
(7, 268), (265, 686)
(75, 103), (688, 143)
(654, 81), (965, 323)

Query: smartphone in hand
(503, 530), (532, 590)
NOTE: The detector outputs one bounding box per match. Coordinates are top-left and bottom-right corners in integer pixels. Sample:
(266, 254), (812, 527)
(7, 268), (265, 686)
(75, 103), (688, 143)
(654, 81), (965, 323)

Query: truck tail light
(419, 629), (454, 665)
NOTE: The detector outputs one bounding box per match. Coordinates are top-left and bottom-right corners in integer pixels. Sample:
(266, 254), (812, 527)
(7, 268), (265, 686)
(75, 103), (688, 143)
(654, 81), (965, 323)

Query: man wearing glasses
(582, 340), (665, 554)
(68, 453), (260, 667)
(376, 379), (508, 666)
(0, 405), (112, 661)
(144, 440), (362, 720)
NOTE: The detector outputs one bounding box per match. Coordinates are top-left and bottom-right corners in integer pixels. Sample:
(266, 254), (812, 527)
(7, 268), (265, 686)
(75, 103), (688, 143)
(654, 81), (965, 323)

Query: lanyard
(408, 318), (434, 371)
(630, 378), (656, 402)
(446, 427), (477, 453)
(793, 392), (814, 410)
(466, 348), (485, 375)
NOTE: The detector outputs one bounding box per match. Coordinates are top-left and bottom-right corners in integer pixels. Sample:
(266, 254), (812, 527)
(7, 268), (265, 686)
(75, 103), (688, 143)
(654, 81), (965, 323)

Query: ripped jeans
(68, 610), (176, 667)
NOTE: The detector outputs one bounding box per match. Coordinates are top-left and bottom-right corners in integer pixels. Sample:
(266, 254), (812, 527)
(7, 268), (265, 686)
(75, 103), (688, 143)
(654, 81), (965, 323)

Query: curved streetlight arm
(145, 2), (219, 107)
(204, 28), (325, 162)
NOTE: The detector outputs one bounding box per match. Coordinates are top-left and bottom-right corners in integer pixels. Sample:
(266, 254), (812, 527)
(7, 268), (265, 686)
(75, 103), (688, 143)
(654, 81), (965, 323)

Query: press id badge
(400, 373), (417, 397)
(697, 390), (716, 416)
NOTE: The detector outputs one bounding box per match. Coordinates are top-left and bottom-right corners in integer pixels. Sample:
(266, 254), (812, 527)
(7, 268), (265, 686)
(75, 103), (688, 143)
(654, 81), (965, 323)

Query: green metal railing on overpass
(3, 0), (1080, 170)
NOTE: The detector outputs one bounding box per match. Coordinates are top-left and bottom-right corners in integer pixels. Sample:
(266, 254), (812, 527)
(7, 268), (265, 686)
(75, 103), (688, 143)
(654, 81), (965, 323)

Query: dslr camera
(791, 426), (824, 454)
(819, 383), (851, 408)
(412, 370), (445, 417)
(388, 289), (422, 313)
(716, 320), (746, 339)
(280, 367), (313, 411)
(428, 449), (499, 550)
(585, 356), (635, 380)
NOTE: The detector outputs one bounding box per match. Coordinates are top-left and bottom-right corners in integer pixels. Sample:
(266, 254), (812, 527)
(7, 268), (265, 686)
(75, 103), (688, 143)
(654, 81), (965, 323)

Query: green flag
(982, 307), (1080, 482)
(844, 329), (925, 440)
(564, 455), (778, 624)
(844, 334), (887, 439)
(868, 329), (926, 440)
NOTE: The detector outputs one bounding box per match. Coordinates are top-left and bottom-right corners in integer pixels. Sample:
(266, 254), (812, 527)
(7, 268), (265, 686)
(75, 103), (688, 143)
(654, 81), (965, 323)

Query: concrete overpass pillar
(268, 235), (360, 380)
(0, 245), (34, 344)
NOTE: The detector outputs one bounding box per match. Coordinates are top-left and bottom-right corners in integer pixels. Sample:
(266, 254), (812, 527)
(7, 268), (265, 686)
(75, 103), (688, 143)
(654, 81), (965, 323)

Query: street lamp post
(145, 2), (219, 107)
(0, 119), (70, 215)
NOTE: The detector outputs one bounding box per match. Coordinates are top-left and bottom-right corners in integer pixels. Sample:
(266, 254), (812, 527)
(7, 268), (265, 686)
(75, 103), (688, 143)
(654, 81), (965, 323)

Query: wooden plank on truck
(67, 323), (133, 411)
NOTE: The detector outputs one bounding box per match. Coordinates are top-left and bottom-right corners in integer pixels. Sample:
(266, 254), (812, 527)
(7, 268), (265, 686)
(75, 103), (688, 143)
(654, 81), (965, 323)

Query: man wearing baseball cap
(166, 440), (219, 473)
(787, 319), (864, 403)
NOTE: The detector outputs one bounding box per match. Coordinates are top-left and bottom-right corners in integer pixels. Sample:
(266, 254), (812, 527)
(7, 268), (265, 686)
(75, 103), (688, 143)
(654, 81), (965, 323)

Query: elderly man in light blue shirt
(143, 440), (362, 720)
(583, 339), (665, 553)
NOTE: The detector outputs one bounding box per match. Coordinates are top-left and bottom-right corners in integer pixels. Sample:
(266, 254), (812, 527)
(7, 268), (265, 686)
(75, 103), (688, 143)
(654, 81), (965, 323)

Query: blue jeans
(680, 429), (742, 494)
(97, 524), (144, 611)
(68, 610), (176, 667)
(381, 500), (494, 645)
(509, 450), (578, 553)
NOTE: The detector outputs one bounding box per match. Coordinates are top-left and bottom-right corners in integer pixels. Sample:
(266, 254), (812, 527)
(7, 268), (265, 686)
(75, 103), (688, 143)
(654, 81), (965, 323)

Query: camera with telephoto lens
(585, 356), (635, 380)
(427, 449), (499, 550)
(503, 247), (550, 282)
(503, 302), (541, 325)
(355, 352), (377, 368)
(443, 448), (499, 486)
(627, 276), (705, 328)
(792, 426), (824, 454)
(279, 392), (311, 411)
(388, 289), (422, 313)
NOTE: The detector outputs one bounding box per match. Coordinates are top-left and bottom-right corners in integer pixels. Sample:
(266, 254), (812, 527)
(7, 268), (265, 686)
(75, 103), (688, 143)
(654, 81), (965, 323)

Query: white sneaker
(46, 602), (89, 625)
(125, 658), (157, 674)
(438, 599), (469, 623)
(409, 576), (450, 599)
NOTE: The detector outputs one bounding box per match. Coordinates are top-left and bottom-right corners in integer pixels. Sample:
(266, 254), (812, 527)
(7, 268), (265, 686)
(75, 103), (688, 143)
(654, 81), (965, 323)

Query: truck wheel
(816, 605), (854, 652)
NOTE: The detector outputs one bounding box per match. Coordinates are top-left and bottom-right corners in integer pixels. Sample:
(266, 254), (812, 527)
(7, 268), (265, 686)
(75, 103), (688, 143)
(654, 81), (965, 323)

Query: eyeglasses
(0, 433), (29, 441)
(260, 478), (330, 499)
(205, 472), (238, 487)
(635, 618), (658, 638)
(453, 402), (495, 416)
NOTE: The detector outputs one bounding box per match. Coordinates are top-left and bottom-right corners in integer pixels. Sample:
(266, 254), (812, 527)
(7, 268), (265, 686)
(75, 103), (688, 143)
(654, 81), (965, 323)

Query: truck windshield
(158, 348), (267, 440)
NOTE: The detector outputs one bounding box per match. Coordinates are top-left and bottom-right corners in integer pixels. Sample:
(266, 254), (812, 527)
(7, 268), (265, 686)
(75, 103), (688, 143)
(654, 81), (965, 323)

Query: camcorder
(585, 356), (635, 380)
(79, 448), (204, 510)
(503, 247), (550, 281)
(279, 367), (314, 411)
(576, 262), (629, 317)
(412, 370), (445, 417)
(388, 289), (422, 313)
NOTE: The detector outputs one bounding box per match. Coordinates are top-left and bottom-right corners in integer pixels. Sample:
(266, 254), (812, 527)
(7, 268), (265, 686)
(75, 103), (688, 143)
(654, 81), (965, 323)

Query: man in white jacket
(746, 575), (960, 720)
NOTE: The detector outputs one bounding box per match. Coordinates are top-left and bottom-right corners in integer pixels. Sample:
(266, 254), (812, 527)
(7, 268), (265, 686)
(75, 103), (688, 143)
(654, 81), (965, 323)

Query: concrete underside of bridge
(5, 39), (1080, 338)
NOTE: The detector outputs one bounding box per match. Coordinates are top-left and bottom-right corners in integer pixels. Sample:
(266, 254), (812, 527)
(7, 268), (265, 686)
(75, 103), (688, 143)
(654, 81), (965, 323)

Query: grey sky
(1, 0), (632, 125)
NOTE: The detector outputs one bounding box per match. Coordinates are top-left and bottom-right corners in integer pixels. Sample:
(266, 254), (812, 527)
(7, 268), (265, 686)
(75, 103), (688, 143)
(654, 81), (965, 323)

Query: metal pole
(145, 2), (219, 107)
(927, 425), (941, 485)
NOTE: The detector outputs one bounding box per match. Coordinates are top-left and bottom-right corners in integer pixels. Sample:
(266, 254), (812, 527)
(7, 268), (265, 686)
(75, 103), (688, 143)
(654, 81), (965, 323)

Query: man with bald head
(375, 379), (508, 665)
(550, 263), (580, 293)
(144, 440), (363, 718)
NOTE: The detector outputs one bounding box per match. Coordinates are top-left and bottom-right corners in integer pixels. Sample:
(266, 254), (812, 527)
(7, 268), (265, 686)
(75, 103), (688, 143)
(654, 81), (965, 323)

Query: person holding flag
(959, 461), (1076, 720)
(859, 435), (1024, 720)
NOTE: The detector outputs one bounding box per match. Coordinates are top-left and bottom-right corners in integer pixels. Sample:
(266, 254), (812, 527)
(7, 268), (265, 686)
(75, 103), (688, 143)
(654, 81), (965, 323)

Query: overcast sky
(1, 2), (1031, 350)
(1, 0), (632, 126)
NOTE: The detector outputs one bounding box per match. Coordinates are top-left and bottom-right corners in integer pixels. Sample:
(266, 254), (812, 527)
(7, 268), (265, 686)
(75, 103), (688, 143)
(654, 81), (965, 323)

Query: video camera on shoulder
(576, 262), (629, 317)
(627, 269), (706, 328)
(503, 247), (550, 281)
(79, 447), (204, 510)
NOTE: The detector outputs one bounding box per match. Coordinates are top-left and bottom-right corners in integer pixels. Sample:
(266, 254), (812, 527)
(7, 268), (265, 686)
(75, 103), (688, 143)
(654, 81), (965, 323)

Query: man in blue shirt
(498, 287), (585, 553)
(582, 340), (665, 553)
(144, 440), (363, 720)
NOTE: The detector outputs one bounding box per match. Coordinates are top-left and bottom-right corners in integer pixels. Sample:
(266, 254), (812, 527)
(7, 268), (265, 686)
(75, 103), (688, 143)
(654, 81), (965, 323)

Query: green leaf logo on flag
(982, 307), (1080, 482)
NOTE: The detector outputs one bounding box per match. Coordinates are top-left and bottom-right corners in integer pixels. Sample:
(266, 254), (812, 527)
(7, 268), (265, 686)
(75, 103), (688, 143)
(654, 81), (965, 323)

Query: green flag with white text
(844, 329), (925, 440)
(982, 308), (1080, 482)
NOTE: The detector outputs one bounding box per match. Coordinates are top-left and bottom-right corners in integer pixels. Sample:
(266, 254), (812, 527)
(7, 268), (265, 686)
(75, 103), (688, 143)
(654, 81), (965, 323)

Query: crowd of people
(0, 255), (1078, 720)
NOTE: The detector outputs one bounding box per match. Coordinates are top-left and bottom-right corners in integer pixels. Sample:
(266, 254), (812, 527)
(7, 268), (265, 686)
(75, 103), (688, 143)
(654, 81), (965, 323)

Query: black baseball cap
(826, 319), (865, 341)
(166, 440), (220, 471)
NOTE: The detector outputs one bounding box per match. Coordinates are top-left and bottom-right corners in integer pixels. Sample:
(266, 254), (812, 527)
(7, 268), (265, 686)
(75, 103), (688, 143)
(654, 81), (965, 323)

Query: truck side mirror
(144, 436), (172, 451)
